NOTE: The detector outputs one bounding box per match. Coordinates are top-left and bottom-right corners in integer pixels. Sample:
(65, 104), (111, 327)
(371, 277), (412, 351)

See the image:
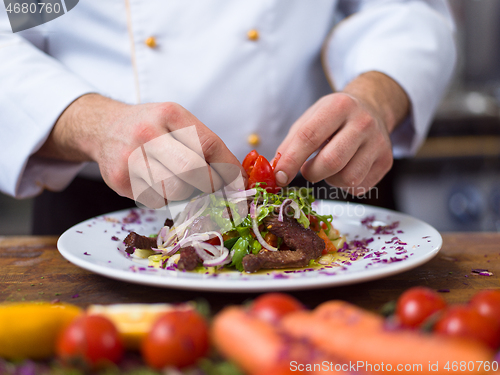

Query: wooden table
(1, 233), (499, 312)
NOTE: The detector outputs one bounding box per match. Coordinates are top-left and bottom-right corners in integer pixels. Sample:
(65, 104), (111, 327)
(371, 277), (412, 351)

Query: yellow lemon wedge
(87, 303), (191, 349)
(0, 302), (82, 360)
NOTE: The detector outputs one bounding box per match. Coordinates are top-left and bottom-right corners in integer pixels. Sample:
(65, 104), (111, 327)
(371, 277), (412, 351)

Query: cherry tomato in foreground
(434, 305), (500, 349)
(56, 314), (123, 368)
(395, 286), (447, 328)
(142, 309), (209, 369)
(242, 150), (259, 176)
(469, 289), (500, 321)
(249, 293), (304, 324)
(247, 155), (279, 193)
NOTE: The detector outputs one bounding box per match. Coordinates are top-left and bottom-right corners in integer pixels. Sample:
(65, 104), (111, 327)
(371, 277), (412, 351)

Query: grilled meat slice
(263, 214), (324, 259)
(177, 246), (202, 271)
(124, 232), (157, 250)
(242, 249), (309, 273)
(241, 212), (325, 273)
(164, 218), (174, 227)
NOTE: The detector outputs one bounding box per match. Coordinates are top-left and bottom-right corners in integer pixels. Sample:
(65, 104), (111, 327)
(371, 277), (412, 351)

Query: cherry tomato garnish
(249, 293), (304, 324)
(242, 150), (259, 176)
(318, 229), (336, 255)
(205, 237), (221, 246)
(271, 152), (282, 170)
(307, 215), (320, 232)
(142, 309), (209, 369)
(434, 305), (500, 349)
(247, 155), (278, 193)
(56, 314), (123, 368)
(395, 287), (447, 328)
(469, 289), (500, 321)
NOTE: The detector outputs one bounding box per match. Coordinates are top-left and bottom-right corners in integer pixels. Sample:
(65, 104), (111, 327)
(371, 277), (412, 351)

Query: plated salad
(124, 151), (345, 273)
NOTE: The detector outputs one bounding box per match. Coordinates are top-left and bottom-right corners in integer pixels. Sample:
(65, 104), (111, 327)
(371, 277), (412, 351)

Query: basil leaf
(223, 237), (239, 250)
(230, 237), (249, 272)
(250, 239), (262, 255)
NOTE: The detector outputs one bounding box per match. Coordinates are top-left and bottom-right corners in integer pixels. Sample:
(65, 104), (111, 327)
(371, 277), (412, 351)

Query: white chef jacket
(0, 0), (456, 199)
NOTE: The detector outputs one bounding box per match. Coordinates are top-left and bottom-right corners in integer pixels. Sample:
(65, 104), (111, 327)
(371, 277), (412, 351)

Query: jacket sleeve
(0, 14), (96, 199)
(324, 0), (457, 157)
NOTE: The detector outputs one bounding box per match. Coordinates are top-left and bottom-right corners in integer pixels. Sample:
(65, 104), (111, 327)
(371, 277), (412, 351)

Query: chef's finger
(155, 103), (245, 186)
(196, 128), (246, 185)
(130, 177), (168, 209)
(145, 156), (196, 200)
(167, 123), (240, 186)
(315, 143), (373, 189)
(274, 101), (347, 186)
(129, 152), (195, 202)
(169, 113), (245, 183)
(144, 133), (223, 193)
(209, 163), (247, 193)
(300, 125), (366, 184)
(325, 152), (392, 196)
(274, 98), (329, 163)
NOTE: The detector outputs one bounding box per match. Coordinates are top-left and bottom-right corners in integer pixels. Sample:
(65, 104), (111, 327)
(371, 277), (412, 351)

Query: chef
(0, 0), (456, 234)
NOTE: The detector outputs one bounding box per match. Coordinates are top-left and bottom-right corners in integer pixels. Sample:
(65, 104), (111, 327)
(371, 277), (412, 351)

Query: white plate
(57, 201), (442, 292)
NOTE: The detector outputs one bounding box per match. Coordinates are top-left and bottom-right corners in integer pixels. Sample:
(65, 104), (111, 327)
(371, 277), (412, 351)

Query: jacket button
(247, 29), (259, 41)
(247, 133), (260, 146)
(145, 36), (157, 48)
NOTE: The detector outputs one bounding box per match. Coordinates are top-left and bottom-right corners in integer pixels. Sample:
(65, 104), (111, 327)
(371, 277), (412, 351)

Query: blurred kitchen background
(1, 0), (500, 235)
(394, 0), (500, 232)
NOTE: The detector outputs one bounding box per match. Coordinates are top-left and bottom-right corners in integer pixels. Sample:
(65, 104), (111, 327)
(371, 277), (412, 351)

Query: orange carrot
(212, 306), (283, 374)
(281, 301), (494, 375)
(212, 306), (349, 375)
(313, 300), (383, 330)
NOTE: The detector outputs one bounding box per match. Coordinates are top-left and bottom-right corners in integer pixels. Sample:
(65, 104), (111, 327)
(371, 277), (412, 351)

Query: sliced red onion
(193, 243), (215, 261)
(157, 226), (169, 248)
(278, 199), (292, 222)
(162, 231), (223, 257)
(250, 201), (257, 219)
(277, 199), (301, 221)
(250, 202), (278, 251)
(202, 246), (231, 267)
(252, 216), (278, 251)
(290, 200), (301, 219)
(192, 242), (231, 267)
(166, 196), (210, 246)
(166, 254), (180, 267)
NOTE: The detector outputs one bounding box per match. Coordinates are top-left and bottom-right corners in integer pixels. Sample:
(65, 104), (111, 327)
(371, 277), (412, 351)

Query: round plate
(57, 201), (442, 292)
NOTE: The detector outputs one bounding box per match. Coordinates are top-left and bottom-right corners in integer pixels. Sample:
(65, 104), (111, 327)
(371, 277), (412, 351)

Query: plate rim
(57, 201), (443, 292)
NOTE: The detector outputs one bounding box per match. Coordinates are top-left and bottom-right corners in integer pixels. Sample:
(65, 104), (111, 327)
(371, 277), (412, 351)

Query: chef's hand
(273, 71), (409, 196)
(35, 94), (243, 208)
